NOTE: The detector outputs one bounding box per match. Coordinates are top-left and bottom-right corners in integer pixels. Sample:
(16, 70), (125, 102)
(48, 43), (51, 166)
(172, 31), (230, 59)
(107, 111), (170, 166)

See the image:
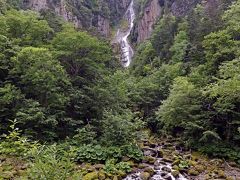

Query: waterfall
(115, 0), (135, 67)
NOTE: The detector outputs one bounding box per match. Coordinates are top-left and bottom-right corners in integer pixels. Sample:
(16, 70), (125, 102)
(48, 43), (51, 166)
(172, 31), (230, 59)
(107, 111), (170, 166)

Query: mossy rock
(157, 149), (164, 158)
(172, 159), (180, 166)
(139, 172), (151, 180)
(188, 169), (200, 176)
(94, 164), (104, 170)
(122, 156), (130, 162)
(138, 163), (149, 169)
(85, 164), (96, 172)
(162, 158), (173, 163)
(143, 156), (156, 164)
(0, 171), (14, 179)
(83, 171), (98, 180)
(112, 175), (119, 180)
(188, 160), (197, 166)
(143, 167), (154, 176)
(171, 170), (180, 178)
(216, 170), (226, 178)
(17, 169), (27, 176)
(127, 160), (135, 167)
(172, 165), (179, 171)
(98, 170), (106, 180)
(194, 165), (205, 173)
(2, 165), (13, 171)
(116, 170), (126, 178)
(191, 152), (202, 161)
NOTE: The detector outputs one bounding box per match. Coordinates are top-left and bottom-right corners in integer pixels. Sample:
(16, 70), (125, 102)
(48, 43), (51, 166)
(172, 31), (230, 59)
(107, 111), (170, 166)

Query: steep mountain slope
(21, 0), (131, 37)
(132, 0), (225, 43)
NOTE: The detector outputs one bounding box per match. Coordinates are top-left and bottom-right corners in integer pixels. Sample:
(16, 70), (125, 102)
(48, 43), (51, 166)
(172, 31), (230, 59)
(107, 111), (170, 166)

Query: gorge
(0, 0), (240, 179)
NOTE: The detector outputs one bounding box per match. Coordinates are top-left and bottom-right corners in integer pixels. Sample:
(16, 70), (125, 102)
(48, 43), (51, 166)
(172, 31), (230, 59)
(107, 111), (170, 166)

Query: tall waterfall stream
(114, 0), (135, 67)
(116, 3), (188, 179)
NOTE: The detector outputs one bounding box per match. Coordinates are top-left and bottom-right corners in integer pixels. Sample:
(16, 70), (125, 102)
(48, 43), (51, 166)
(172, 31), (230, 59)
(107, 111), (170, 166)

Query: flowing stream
(124, 146), (188, 180)
(114, 0), (135, 67)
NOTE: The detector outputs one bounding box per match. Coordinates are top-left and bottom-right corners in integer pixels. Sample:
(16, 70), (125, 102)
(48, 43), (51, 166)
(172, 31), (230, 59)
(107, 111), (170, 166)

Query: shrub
(25, 144), (81, 180)
(198, 143), (240, 164)
(0, 120), (39, 157)
(75, 144), (143, 163)
(103, 159), (131, 175)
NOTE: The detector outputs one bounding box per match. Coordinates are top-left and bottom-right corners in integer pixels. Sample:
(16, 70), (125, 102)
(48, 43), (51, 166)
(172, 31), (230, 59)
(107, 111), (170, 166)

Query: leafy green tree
(156, 77), (205, 139)
(222, 0), (240, 39)
(203, 30), (237, 74)
(52, 27), (117, 125)
(0, 0), (7, 14)
(11, 47), (70, 108)
(170, 21), (189, 63)
(0, 84), (23, 132)
(0, 35), (18, 82)
(151, 14), (177, 61)
(100, 110), (141, 146)
(0, 10), (53, 46)
(7, 47), (71, 139)
(15, 99), (52, 138)
(205, 58), (240, 142)
(130, 41), (157, 76)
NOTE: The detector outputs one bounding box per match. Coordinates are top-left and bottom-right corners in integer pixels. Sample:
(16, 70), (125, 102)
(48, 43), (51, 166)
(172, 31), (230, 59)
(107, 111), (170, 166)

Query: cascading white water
(115, 0), (135, 67)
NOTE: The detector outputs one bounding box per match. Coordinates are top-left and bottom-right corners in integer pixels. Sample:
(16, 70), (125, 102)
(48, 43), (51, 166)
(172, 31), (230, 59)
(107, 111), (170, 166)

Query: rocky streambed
(79, 138), (240, 180)
(124, 144), (188, 180)
(123, 138), (240, 180)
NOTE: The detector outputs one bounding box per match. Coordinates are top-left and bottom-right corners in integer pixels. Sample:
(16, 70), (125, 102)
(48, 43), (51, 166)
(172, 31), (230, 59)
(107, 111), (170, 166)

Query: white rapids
(124, 158), (188, 180)
(114, 0), (135, 67)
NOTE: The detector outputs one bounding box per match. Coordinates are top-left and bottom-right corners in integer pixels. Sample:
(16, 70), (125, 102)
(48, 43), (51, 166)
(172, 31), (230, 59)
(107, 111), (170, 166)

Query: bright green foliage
(26, 145), (81, 180)
(52, 27), (118, 125)
(0, 35), (17, 82)
(15, 99), (50, 138)
(129, 63), (184, 130)
(205, 59), (240, 142)
(199, 143), (240, 164)
(151, 14), (177, 61)
(12, 47), (70, 108)
(72, 125), (97, 145)
(170, 22), (189, 63)
(0, 10), (53, 46)
(131, 41), (157, 76)
(100, 110), (139, 146)
(156, 77), (203, 132)
(103, 159), (131, 175)
(203, 30), (237, 73)
(222, 0), (240, 36)
(0, 84), (23, 131)
(0, 0), (240, 169)
(75, 144), (143, 163)
(0, 120), (39, 157)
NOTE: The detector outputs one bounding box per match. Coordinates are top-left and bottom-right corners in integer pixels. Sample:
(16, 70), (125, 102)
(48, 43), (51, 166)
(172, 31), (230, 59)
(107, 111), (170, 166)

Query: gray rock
(162, 166), (172, 173)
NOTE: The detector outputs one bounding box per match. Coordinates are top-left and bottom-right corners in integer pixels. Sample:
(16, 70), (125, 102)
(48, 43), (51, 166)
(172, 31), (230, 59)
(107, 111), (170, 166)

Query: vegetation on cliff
(0, 0), (240, 179)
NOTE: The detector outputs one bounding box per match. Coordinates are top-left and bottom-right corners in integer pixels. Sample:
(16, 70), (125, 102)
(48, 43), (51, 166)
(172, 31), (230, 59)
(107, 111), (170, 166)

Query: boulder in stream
(140, 172), (151, 180)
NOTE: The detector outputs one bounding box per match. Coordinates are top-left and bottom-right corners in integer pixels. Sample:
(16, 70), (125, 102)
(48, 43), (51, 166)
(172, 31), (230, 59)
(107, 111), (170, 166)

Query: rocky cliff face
(23, 0), (83, 28)
(136, 0), (162, 43)
(22, 0), (131, 37)
(135, 0), (203, 42)
(108, 0), (132, 25)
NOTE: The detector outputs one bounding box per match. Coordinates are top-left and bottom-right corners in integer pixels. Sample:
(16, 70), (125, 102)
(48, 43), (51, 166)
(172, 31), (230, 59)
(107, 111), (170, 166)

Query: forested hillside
(0, 0), (240, 179)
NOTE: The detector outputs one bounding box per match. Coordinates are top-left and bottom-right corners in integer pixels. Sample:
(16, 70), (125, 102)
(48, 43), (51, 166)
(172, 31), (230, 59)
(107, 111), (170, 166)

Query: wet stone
(154, 166), (161, 170)
(162, 174), (173, 180)
(162, 166), (172, 173)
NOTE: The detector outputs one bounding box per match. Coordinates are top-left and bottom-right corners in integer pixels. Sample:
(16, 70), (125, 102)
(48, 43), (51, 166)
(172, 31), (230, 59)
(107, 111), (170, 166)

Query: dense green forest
(0, 0), (240, 179)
